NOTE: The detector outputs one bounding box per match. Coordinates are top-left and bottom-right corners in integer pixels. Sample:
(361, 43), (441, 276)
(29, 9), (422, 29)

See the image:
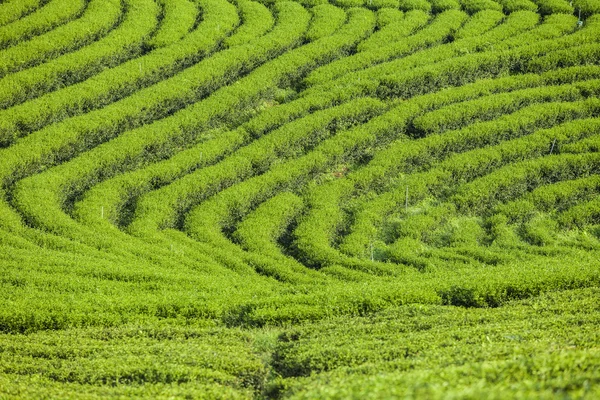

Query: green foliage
(496, 0), (538, 12)
(454, 152), (600, 214)
(357, 9), (429, 52)
(148, 0), (199, 48)
(224, 0), (275, 47)
(573, 0), (600, 18)
(459, 0), (504, 14)
(453, 9), (504, 39)
(1, 0), (599, 397)
(0, 323), (267, 398)
(332, 0), (364, 7)
(0, 0), (229, 141)
(429, 0), (462, 12)
(533, 0), (575, 15)
(234, 192), (305, 254)
(412, 84), (583, 134)
(399, 0), (432, 12)
(0, 0), (121, 77)
(272, 288), (600, 399)
(374, 7), (404, 28)
(0, 0), (86, 50)
(0, 0), (159, 110)
(0, 0), (44, 27)
(367, 0), (400, 9)
(304, 3), (346, 42)
(306, 9), (467, 86)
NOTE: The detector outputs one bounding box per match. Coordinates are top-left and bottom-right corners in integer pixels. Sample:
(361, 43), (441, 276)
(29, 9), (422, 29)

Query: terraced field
(1, 0), (600, 398)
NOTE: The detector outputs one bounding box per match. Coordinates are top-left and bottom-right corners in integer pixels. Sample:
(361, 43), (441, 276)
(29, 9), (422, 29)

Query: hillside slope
(0, 0), (599, 397)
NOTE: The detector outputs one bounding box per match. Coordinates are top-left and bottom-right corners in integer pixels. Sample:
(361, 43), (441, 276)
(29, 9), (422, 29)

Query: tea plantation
(0, 0), (599, 398)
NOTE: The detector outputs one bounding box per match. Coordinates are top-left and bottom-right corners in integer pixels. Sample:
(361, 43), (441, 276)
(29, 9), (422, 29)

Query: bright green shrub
(0, 0), (160, 111)
(129, 97), (384, 234)
(298, 86), (600, 266)
(559, 198), (600, 228)
(453, 9), (504, 39)
(530, 176), (600, 212)
(453, 152), (600, 214)
(340, 98), (600, 255)
(333, 0), (365, 7)
(527, 42), (600, 73)
(233, 192), (305, 254)
(573, 0), (600, 18)
(302, 10), (544, 99)
(0, 0), (43, 27)
(499, 175), (600, 223)
(532, 0), (574, 15)
(375, 7), (404, 28)
(0, 0), (85, 49)
(7, 1), (315, 232)
(357, 9), (429, 52)
(415, 115), (600, 204)
(74, 90), (350, 234)
(0, 0), (121, 77)
(429, 0), (462, 12)
(148, 0), (198, 48)
(224, 0), (275, 47)
(292, 180), (397, 273)
(0, 0), (599, 391)
(459, 0), (504, 13)
(352, 67), (600, 186)
(492, 13), (576, 50)
(377, 16), (600, 99)
(304, 3), (346, 42)
(3, 0), (313, 164)
(269, 288), (600, 397)
(399, 0), (432, 12)
(412, 84), (582, 134)
(496, 0), (538, 12)
(562, 133), (600, 153)
(367, 0), (401, 9)
(185, 162), (398, 278)
(305, 9), (468, 86)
